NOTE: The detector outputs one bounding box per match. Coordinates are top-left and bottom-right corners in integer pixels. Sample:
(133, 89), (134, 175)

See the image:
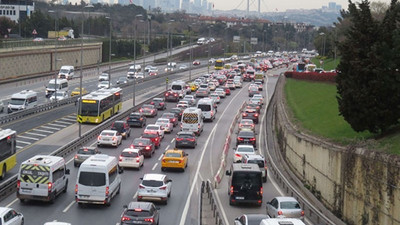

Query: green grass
(311, 57), (340, 71)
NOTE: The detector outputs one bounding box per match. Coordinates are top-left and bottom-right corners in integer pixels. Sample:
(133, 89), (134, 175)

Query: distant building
(328, 2), (336, 10)
(202, 0), (207, 10)
(181, 0), (189, 11)
(0, 0), (35, 23)
(194, 0), (201, 8)
(336, 4), (342, 11)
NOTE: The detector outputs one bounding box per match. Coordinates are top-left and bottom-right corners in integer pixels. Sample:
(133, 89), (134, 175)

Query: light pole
(133, 14), (142, 106)
(166, 20), (174, 70)
(106, 16), (112, 88)
(48, 10), (59, 101)
(263, 29), (266, 52)
(188, 25), (193, 81)
(207, 25), (213, 74)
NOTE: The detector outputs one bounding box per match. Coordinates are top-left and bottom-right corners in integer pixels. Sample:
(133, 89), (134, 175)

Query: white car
(252, 94), (264, 104)
(176, 100), (189, 109)
(155, 118), (174, 133)
(233, 145), (256, 163)
(137, 173), (172, 204)
(179, 65), (188, 70)
(134, 72), (145, 79)
(50, 91), (68, 101)
(0, 207), (24, 225)
(182, 95), (196, 106)
(98, 81), (111, 89)
(215, 89), (226, 98)
(210, 93), (221, 104)
(234, 81), (242, 88)
(118, 148), (144, 169)
(98, 73), (109, 81)
(144, 124), (164, 139)
(97, 130), (122, 147)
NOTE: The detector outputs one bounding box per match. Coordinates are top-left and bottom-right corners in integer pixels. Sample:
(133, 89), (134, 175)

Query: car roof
(177, 131), (195, 135)
(127, 201), (153, 210)
(165, 149), (183, 153)
(143, 173), (166, 181)
(244, 154), (264, 160)
(101, 130), (117, 134)
(274, 196), (299, 202)
(122, 148), (140, 153)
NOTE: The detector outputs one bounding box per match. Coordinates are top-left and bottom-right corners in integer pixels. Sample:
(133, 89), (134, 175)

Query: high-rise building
(328, 2), (336, 10)
(202, 0), (207, 10)
(194, 0), (201, 8)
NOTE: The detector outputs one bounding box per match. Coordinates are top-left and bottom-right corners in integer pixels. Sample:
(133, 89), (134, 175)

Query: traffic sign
(166, 77), (169, 84)
(32, 29), (37, 35)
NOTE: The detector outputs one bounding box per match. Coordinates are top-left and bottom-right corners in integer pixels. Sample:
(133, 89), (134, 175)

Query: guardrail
(200, 180), (226, 225)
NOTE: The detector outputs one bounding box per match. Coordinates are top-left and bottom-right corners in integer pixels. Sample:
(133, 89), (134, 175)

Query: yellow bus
(0, 128), (17, 180)
(77, 88), (123, 124)
(214, 59), (224, 70)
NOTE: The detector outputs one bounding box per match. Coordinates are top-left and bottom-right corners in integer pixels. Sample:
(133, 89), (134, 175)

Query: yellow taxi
(71, 87), (88, 97)
(189, 83), (198, 92)
(161, 149), (188, 171)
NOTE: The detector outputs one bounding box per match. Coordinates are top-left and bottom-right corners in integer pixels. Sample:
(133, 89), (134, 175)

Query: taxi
(189, 83), (199, 92)
(70, 87), (88, 97)
(161, 149), (188, 172)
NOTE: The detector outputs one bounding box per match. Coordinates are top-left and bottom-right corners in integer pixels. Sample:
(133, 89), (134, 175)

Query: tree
(0, 17), (17, 38)
(336, 0), (400, 134)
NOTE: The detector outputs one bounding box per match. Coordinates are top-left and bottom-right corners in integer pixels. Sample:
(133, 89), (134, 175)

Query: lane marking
(170, 139), (175, 143)
(17, 135), (39, 141)
(165, 145), (170, 151)
(152, 163), (158, 171)
(62, 118), (77, 122)
(158, 154), (163, 161)
(16, 146), (23, 149)
(66, 157), (74, 164)
(33, 129), (54, 134)
(25, 132), (47, 137)
(16, 140), (31, 145)
(133, 191), (138, 199)
(49, 123), (67, 128)
(62, 200), (75, 213)
(41, 126), (61, 130)
(5, 198), (18, 208)
(55, 121), (73, 125)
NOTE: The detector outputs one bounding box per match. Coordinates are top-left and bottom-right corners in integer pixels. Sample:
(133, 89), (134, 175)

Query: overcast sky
(212, 0), (392, 12)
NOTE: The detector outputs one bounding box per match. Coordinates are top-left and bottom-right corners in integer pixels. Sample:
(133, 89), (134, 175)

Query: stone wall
(274, 76), (400, 225)
(0, 43), (102, 80)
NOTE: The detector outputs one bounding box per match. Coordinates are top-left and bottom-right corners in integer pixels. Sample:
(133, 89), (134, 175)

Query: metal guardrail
(201, 180), (226, 225)
(0, 38), (103, 50)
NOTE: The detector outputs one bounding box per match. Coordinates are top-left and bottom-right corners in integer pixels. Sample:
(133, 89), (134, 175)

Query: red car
(141, 132), (161, 149)
(221, 86), (231, 95)
(149, 72), (158, 76)
(193, 60), (201, 65)
(130, 138), (155, 157)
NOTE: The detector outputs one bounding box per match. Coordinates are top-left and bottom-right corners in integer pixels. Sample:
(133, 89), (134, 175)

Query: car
(234, 81), (243, 88)
(233, 145), (256, 163)
(238, 119), (256, 132)
(241, 154), (268, 183)
(249, 98), (263, 109)
(98, 73), (110, 81)
(144, 124), (165, 139)
(120, 201), (159, 225)
(141, 132), (161, 149)
(176, 100), (189, 109)
(150, 97), (167, 110)
(248, 86), (259, 97)
(175, 131), (197, 148)
(58, 36), (67, 41)
(111, 120), (131, 139)
(183, 95), (197, 106)
(234, 214), (270, 225)
(139, 104), (158, 117)
(226, 80), (236, 90)
(161, 149), (188, 171)
(118, 148), (144, 169)
(131, 138), (155, 157)
(70, 87), (88, 97)
(210, 93), (221, 104)
(137, 174), (172, 204)
(208, 82), (217, 91)
(196, 88), (210, 98)
(116, 77), (129, 85)
(215, 89), (226, 98)
(164, 90), (180, 102)
(266, 197), (304, 220)
(242, 108), (259, 124)
(74, 146), (101, 167)
(170, 107), (184, 119)
(98, 81), (112, 89)
(126, 112), (147, 127)
(189, 83), (199, 92)
(193, 60), (201, 65)
(97, 130), (122, 147)
(156, 118), (174, 133)
(0, 207), (24, 225)
(255, 81), (263, 90)
(50, 91), (68, 101)
(179, 64), (188, 70)
(220, 86), (231, 95)
(144, 65), (153, 72)
(159, 113), (178, 128)
(149, 71), (158, 76)
(148, 66), (158, 74)
(134, 72), (145, 79)
(246, 102), (261, 113)
(252, 94), (264, 105)
(33, 37), (44, 42)
(236, 129), (256, 147)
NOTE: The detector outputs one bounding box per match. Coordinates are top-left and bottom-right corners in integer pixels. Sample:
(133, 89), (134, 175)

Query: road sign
(7, 28), (11, 33)
(166, 77), (169, 84)
(251, 37), (258, 45)
(233, 36), (240, 43)
(32, 29), (37, 35)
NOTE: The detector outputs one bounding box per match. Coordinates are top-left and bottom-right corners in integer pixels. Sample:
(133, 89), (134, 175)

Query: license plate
(170, 161), (179, 163)
(236, 196), (244, 200)
(132, 221), (143, 224)
(21, 189), (32, 193)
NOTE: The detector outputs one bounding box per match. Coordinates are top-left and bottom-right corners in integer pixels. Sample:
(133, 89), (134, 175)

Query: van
(225, 163), (263, 206)
(197, 37), (206, 45)
(170, 80), (186, 98)
(58, 65), (74, 80)
(259, 218), (306, 225)
(181, 107), (204, 136)
(127, 65), (142, 79)
(255, 72), (264, 83)
(7, 90), (38, 113)
(45, 79), (69, 98)
(197, 98), (217, 122)
(75, 154), (122, 206)
(17, 155), (70, 203)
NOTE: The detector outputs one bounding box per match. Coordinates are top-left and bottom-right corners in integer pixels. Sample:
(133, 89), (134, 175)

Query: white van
(17, 155), (70, 203)
(75, 154), (122, 206)
(7, 90), (38, 113)
(44, 223), (71, 225)
(127, 65), (142, 79)
(181, 107), (204, 136)
(197, 98), (217, 122)
(170, 80), (186, 98)
(197, 37), (206, 45)
(259, 218), (306, 225)
(45, 79), (69, 98)
(58, 65), (74, 80)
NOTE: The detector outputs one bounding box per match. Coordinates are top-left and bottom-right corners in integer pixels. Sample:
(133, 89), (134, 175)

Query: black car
(161, 112), (179, 127)
(175, 131), (197, 148)
(170, 107), (184, 120)
(242, 108), (259, 124)
(121, 201), (159, 225)
(110, 120), (131, 139)
(236, 130), (256, 147)
(127, 112), (147, 127)
(116, 77), (129, 85)
(150, 97), (167, 110)
(131, 138), (155, 157)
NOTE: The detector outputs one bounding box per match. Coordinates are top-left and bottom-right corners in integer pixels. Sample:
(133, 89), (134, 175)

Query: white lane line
(152, 163), (158, 171)
(41, 126), (61, 130)
(66, 157), (74, 164)
(33, 129), (54, 134)
(55, 121), (73, 125)
(17, 135), (39, 141)
(170, 139), (175, 143)
(5, 198), (18, 208)
(158, 154), (163, 161)
(25, 132), (47, 137)
(165, 145), (170, 151)
(62, 200), (75, 213)
(16, 140), (31, 145)
(50, 123), (67, 128)
(62, 118), (77, 122)
(179, 85), (247, 225)
(133, 191), (138, 199)
(16, 146), (23, 149)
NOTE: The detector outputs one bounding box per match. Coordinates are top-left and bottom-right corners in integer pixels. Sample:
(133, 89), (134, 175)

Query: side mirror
(123, 205), (128, 208)
(65, 169), (70, 175)
(119, 167), (124, 174)
(140, 177), (143, 180)
(225, 170), (231, 176)
(233, 147), (236, 150)
(168, 179), (172, 183)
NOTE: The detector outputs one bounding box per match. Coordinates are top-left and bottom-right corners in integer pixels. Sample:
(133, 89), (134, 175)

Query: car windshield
(171, 85), (182, 90)
(142, 133), (158, 138)
(239, 131), (254, 138)
(237, 146), (254, 153)
(78, 148), (96, 154)
(143, 105), (154, 109)
(153, 99), (163, 103)
(198, 104), (211, 111)
(133, 139), (149, 145)
(121, 151), (139, 157)
(165, 152), (182, 157)
(125, 210), (152, 217)
(60, 69), (69, 73)
(47, 83), (60, 89)
(247, 159), (264, 168)
(162, 114), (174, 119)
(101, 132), (115, 136)
(142, 180), (163, 187)
(232, 172), (261, 188)
(280, 201), (301, 209)
(178, 133), (194, 138)
(112, 123), (124, 130)
(146, 126), (158, 130)
(129, 114), (141, 119)
(79, 172), (106, 186)
(9, 98), (25, 105)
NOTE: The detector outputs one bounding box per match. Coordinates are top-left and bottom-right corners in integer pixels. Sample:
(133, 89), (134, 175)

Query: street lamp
(188, 25), (193, 81)
(263, 29), (266, 52)
(207, 25), (213, 74)
(106, 16), (112, 88)
(319, 32), (326, 57)
(166, 20), (174, 70)
(48, 10), (59, 102)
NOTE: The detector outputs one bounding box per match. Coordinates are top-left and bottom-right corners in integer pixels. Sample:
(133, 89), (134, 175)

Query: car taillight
(130, 145), (134, 148)
(145, 146), (150, 150)
(165, 93), (169, 96)
(97, 136), (101, 140)
(17, 180), (20, 190)
(119, 156), (123, 161)
(48, 182), (53, 192)
(145, 218), (154, 223)
(242, 113), (248, 117)
(174, 93), (178, 97)
(260, 187), (263, 195)
(136, 157), (140, 163)
(105, 186), (109, 196)
(121, 217), (131, 221)
(250, 138), (256, 141)
(176, 138), (184, 141)
(237, 137), (244, 141)
(139, 109), (143, 112)
(198, 124), (201, 128)
(211, 111), (214, 116)
(159, 186), (167, 190)
(230, 186), (234, 195)
(112, 137), (117, 141)
(187, 138), (195, 142)
(254, 113), (259, 117)
(235, 154), (241, 158)
(74, 155), (78, 159)
(75, 184), (78, 194)
(151, 110), (154, 113)
(160, 102), (164, 105)
(139, 184), (145, 189)
(278, 210), (283, 215)
(301, 211), (305, 216)
(172, 118), (176, 122)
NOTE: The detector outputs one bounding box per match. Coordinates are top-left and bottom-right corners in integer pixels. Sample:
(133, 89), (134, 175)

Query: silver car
(266, 196), (304, 220)
(73, 146), (101, 167)
(137, 173), (172, 204)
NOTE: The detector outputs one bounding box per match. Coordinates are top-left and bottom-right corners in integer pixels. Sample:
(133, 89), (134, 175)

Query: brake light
(278, 210), (283, 215)
(151, 110), (154, 113)
(187, 138), (195, 142)
(130, 145), (134, 148)
(145, 146), (151, 150)
(121, 217), (131, 221)
(254, 114), (259, 117)
(17, 180), (20, 190)
(75, 184), (78, 194)
(198, 124), (201, 129)
(155, 137), (159, 142)
(119, 156), (122, 161)
(139, 184), (145, 189)
(112, 137), (117, 141)
(145, 218), (154, 223)
(242, 113), (248, 117)
(176, 138), (184, 141)
(250, 138), (256, 141)
(150, 102), (154, 105)
(301, 211), (305, 216)
(105, 186), (109, 197)
(139, 109), (143, 112)
(160, 102), (164, 105)
(136, 157), (140, 163)
(172, 118), (176, 122)
(230, 186), (233, 195)
(74, 155), (78, 159)
(260, 187), (263, 195)
(235, 154), (241, 158)
(48, 182), (53, 192)
(237, 137), (244, 141)
(165, 93), (169, 96)
(159, 186), (167, 190)
(97, 136), (101, 140)
(174, 93), (178, 97)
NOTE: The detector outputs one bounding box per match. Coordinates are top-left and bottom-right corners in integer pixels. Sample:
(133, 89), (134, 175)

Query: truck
(48, 29), (74, 39)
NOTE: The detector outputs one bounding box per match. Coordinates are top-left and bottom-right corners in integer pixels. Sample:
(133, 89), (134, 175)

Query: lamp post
(207, 25), (213, 74)
(106, 16), (112, 88)
(263, 29), (266, 52)
(48, 10), (59, 102)
(188, 25), (193, 81)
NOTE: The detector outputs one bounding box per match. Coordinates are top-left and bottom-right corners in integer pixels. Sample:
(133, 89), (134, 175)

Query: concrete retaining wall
(0, 43), (102, 80)
(274, 77), (400, 225)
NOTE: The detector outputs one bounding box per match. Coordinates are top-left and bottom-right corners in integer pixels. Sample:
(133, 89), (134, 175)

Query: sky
(212, 0), (393, 12)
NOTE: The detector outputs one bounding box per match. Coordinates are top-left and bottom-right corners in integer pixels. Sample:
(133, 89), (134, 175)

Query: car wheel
(168, 191), (171, 197)
(63, 180), (68, 193)
(21, 217), (24, 225)
(164, 200), (168, 205)
(117, 184), (121, 195)
(161, 167), (166, 171)
(1, 164), (6, 180)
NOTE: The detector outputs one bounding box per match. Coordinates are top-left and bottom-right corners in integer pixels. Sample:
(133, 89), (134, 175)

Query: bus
(214, 59), (224, 70)
(0, 128), (17, 180)
(77, 88), (122, 124)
